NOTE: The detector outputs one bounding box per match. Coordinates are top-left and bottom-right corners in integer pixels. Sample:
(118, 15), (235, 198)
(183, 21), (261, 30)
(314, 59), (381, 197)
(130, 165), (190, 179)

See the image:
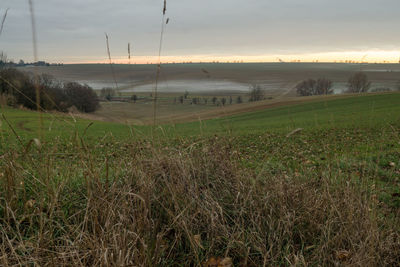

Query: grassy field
(1, 92), (400, 265)
(2, 92), (400, 140)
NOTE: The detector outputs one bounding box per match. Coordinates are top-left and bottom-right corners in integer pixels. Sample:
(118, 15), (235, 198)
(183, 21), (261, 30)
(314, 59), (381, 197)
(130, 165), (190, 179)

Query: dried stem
(28, 0), (42, 139)
(0, 8), (9, 38)
(105, 33), (119, 90)
(153, 0), (168, 127)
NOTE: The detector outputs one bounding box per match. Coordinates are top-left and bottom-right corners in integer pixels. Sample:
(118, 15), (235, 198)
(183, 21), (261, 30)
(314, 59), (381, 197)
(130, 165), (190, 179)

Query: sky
(0, 0), (400, 64)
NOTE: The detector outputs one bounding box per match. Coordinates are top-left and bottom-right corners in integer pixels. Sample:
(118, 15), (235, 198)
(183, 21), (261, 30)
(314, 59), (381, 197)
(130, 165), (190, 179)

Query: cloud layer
(1, 0), (399, 63)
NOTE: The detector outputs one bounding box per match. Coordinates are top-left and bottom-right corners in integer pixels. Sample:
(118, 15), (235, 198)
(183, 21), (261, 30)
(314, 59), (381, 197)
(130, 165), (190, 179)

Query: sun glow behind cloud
(67, 50), (400, 64)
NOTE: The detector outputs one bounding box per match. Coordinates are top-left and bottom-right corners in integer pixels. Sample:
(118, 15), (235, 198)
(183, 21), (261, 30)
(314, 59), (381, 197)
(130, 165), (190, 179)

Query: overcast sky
(1, 0), (399, 63)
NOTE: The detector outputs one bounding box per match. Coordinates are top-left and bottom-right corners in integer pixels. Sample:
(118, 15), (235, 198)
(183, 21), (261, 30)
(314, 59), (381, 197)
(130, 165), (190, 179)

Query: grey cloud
(1, 0), (399, 62)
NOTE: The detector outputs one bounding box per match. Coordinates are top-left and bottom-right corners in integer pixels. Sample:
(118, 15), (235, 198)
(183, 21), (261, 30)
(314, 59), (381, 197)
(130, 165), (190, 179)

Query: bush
(347, 72), (371, 93)
(0, 68), (37, 109)
(0, 68), (99, 113)
(64, 82), (99, 113)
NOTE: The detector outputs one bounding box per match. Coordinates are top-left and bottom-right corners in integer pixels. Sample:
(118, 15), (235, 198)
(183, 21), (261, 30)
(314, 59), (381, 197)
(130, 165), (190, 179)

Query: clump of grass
(0, 135), (399, 266)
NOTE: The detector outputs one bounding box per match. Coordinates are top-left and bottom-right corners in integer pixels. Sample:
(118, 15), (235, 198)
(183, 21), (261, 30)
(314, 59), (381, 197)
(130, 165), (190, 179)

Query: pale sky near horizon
(0, 0), (399, 63)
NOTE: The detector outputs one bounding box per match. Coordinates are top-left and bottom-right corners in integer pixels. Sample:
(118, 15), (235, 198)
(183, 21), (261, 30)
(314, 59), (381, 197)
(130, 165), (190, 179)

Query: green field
(1, 93), (400, 265)
(1, 92), (399, 141)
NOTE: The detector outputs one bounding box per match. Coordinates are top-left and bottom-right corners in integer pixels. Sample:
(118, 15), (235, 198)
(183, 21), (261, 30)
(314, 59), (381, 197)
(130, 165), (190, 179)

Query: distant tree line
(0, 52), (62, 68)
(0, 68), (99, 113)
(296, 72), (400, 96)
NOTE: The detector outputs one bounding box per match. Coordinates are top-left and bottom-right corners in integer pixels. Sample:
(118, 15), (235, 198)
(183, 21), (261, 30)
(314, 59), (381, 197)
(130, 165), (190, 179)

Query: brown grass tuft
(0, 137), (399, 265)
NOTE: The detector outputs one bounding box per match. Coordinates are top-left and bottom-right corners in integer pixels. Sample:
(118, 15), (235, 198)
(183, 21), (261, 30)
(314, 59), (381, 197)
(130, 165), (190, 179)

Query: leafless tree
(296, 78), (333, 96)
(347, 72), (371, 93)
(249, 84), (264, 101)
(315, 78), (333, 95)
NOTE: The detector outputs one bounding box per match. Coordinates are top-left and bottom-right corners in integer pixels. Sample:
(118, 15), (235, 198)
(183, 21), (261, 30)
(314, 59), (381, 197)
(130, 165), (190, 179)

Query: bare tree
(347, 72), (371, 93)
(0, 51), (7, 68)
(296, 79), (316, 96)
(249, 84), (264, 102)
(184, 90), (189, 99)
(315, 78), (333, 95)
(296, 78), (333, 96)
(221, 97), (226, 106)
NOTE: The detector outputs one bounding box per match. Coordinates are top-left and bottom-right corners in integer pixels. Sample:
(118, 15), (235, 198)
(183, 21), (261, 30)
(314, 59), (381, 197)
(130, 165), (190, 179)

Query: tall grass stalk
(105, 33), (119, 90)
(0, 8), (9, 38)
(152, 0), (168, 127)
(28, 0), (43, 139)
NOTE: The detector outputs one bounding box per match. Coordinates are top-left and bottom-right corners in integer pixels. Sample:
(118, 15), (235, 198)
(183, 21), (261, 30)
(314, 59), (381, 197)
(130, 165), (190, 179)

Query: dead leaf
(336, 250), (351, 261)
(218, 257), (232, 267)
(203, 257), (233, 267)
(203, 257), (218, 267)
(24, 199), (36, 209)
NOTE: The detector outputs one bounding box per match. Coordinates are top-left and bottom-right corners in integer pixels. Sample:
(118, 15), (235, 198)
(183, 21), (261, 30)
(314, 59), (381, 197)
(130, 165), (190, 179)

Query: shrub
(0, 68), (99, 113)
(64, 82), (99, 113)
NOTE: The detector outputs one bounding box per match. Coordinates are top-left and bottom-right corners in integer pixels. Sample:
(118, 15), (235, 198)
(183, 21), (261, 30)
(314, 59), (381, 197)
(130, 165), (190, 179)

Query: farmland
(19, 63), (400, 125)
(1, 90), (400, 265)
(2, 0), (400, 264)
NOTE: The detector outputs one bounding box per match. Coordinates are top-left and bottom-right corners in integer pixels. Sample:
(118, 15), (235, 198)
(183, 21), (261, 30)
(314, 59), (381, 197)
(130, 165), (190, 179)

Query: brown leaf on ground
(203, 257), (232, 267)
(336, 250), (351, 261)
(24, 199), (36, 209)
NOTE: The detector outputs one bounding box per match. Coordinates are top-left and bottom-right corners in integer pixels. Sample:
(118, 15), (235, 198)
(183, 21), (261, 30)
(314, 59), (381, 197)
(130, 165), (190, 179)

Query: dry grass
(1, 137), (399, 266)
